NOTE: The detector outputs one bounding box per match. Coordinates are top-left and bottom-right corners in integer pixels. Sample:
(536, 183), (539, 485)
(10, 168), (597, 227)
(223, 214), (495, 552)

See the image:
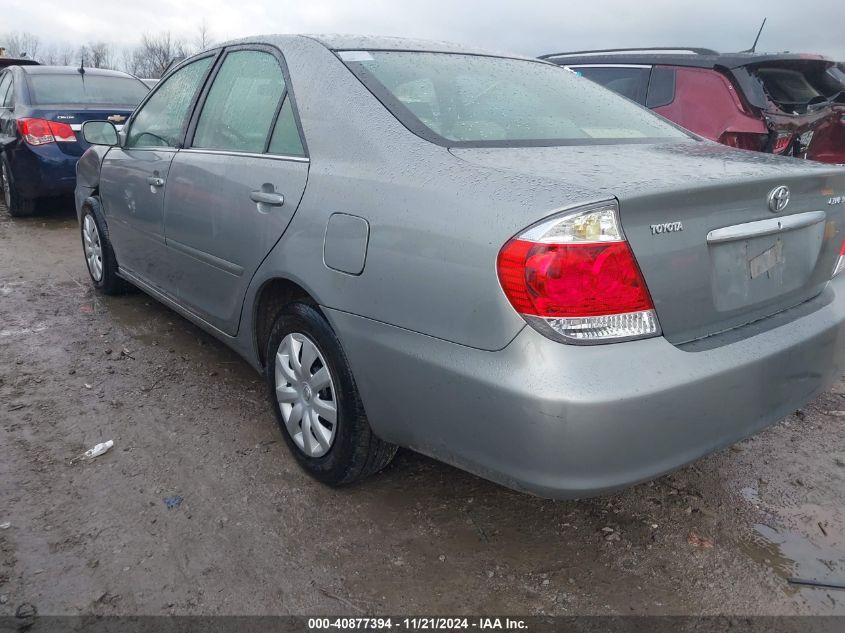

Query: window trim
(123, 50), (222, 151)
(184, 43), (309, 159)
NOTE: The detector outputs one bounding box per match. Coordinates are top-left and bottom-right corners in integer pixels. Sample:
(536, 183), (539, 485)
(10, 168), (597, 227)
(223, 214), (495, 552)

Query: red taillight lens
(498, 240), (654, 317)
(48, 120), (76, 142)
(497, 201), (660, 344)
(772, 131), (794, 154)
(719, 131), (767, 152)
(18, 118), (54, 145)
(17, 118), (76, 145)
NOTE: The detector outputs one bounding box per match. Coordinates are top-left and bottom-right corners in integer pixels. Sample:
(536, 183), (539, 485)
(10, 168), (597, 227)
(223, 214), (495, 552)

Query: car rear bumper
(326, 277), (845, 499)
(9, 142), (78, 199)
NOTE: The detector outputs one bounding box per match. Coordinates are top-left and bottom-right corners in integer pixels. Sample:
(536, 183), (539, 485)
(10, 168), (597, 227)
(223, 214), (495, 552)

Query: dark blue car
(0, 65), (149, 216)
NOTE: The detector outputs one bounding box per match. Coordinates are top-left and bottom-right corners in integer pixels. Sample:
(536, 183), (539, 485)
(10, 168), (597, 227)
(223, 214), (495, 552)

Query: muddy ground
(1, 200), (844, 617)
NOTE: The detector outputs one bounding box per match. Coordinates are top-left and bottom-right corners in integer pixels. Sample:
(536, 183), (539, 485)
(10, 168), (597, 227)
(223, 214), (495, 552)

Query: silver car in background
(75, 35), (845, 498)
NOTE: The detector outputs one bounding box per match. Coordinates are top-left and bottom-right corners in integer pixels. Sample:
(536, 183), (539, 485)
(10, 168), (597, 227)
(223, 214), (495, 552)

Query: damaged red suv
(541, 48), (845, 164)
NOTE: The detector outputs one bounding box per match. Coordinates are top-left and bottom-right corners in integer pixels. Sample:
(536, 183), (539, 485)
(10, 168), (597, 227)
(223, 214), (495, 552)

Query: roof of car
(218, 34), (537, 62)
(540, 48), (834, 70)
(19, 65), (136, 77)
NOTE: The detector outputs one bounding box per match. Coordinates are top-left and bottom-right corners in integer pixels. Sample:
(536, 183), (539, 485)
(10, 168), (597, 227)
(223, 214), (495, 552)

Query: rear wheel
(265, 302), (397, 485)
(1, 157), (36, 217)
(80, 198), (132, 295)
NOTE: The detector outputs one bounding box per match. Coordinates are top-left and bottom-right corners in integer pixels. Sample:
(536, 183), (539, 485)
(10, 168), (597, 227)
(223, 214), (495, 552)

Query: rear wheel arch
(253, 277), (318, 368)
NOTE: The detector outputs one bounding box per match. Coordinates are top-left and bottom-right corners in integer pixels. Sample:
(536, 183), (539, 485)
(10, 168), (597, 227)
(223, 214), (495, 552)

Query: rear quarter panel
(244, 37), (605, 353)
(653, 67), (767, 141)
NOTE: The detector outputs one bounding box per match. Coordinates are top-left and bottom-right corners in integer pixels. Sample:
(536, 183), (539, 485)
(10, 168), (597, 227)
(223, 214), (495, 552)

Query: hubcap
(274, 333), (337, 458)
(1, 163), (10, 209)
(82, 215), (104, 282)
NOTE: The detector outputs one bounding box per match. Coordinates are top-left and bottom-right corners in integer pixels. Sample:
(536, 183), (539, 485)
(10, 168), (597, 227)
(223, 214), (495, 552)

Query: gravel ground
(1, 201), (844, 617)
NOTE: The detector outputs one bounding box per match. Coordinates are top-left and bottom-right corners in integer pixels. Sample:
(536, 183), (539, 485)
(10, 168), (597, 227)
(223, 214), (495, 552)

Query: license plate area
(710, 222), (825, 312)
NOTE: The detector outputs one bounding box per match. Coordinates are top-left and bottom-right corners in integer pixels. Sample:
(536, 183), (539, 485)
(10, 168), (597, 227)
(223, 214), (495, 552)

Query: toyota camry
(74, 35), (845, 498)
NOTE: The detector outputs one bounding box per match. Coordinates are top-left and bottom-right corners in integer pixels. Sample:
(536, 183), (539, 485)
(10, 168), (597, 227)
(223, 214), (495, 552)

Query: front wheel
(80, 198), (132, 295)
(265, 302), (397, 485)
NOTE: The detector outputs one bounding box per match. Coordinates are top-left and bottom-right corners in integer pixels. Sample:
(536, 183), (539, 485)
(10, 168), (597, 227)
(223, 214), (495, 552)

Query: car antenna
(78, 56), (86, 75)
(742, 17), (767, 53)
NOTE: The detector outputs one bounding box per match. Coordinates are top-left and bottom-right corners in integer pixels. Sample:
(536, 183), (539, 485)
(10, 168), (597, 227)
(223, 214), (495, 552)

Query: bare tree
(2, 31), (41, 60)
(80, 41), (114, 69)
(195, 19), (214, 52)
(124, 32), (188, 78)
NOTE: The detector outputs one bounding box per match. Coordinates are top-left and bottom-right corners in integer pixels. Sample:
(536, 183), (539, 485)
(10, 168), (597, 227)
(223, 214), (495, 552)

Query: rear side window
(27, 74), (148, 106)
(193, 50), (285, 153)
(646, 66), (676, 108)
(572, 66), (650, 104)
(268, 97), (305, 157)
(127, 57), (212, 148)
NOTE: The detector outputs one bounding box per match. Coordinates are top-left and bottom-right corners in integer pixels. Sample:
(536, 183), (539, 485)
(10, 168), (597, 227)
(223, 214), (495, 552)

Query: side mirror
(82, 120), (119, 146)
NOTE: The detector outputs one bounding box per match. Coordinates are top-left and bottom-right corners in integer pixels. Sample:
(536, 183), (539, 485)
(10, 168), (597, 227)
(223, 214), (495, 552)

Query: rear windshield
(751, 62), (845, 113)
(27, 74), (149, 106)
(340, 51), (689, 147)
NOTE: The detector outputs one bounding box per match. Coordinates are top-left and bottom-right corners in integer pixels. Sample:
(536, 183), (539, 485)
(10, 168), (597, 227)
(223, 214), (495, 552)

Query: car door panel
(164, 151), (307, 334)
(99, 148), (175, 286)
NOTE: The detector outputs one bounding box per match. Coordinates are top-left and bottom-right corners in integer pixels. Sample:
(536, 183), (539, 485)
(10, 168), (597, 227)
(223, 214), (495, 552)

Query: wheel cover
(274, 332), (338, 458)
(82, 214), (104, 282)
(1, 163), (10, 209)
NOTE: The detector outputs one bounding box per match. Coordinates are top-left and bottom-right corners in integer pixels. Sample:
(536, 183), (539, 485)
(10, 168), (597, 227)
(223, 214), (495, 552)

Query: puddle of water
(739, 486), (845, 613)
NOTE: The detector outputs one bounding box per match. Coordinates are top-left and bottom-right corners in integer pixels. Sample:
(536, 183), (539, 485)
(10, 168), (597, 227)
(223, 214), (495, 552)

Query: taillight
(772, 131), (794, 154)
(497, 201), (660, 344)
(719, 131), (767, 152)
(48, 120), (76, 142)
(833, 239), (845, 278)
(17, 118), (76, 145)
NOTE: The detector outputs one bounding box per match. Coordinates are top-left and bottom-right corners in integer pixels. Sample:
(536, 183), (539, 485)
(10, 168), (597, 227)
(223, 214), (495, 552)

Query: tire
(265, 302), (397, 485)
(80, 197), (133, 295)
(1, 156), (36, 217)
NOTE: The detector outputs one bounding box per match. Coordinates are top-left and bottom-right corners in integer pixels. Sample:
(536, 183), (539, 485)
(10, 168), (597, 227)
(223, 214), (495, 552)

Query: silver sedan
(75, 35), (845, 498)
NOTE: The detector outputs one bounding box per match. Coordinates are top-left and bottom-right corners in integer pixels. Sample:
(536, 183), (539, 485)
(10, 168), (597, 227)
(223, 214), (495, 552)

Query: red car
(541, 48), (845, 164)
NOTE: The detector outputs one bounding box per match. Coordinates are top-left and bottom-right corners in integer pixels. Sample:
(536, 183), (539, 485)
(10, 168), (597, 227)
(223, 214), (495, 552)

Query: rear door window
(192, 50), (285, 153)
(570, 66), (651, 104)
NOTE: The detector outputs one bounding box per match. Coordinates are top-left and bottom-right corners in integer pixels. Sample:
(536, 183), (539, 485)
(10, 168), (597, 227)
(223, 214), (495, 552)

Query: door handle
(147, 177), (165, 187)
(250, 191), (285, 206)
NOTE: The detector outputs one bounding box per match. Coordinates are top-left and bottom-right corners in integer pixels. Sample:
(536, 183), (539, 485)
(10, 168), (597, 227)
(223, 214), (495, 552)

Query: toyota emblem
(767, 185), (790, 213)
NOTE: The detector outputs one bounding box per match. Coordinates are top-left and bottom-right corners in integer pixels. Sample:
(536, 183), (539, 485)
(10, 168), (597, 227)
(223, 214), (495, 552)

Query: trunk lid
(30, 106), (134, 156)
(451, 141), (845, 344)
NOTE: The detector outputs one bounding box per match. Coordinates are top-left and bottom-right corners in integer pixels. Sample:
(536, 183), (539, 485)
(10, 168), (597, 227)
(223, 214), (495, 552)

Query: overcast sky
(4, 0), (844, 60)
